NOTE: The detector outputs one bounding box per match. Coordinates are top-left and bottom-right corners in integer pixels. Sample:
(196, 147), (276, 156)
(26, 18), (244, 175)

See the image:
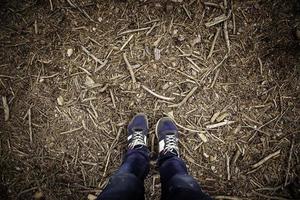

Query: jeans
(97, 147), (212, 200)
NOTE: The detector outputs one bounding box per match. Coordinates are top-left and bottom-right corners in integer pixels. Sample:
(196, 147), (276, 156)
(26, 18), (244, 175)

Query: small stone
(67, 48), (73, 57)
(57, 96), (64, 106)
(34, 191), (44, 200)
(87, 194), (97, 200)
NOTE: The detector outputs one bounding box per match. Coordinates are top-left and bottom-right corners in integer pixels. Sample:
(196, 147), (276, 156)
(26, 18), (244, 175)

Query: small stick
(214, 196), (244, 200)
(81, 46), (104, 65)
(95, 59), (108, 73)
(109, 89), (116, 108)
(232, 13), (236, 34)
(78, 66), (92, 76)
(285, 138), (294, 186)
(204, 2), (223, 9)
(251, 150), (281, 168)
(169, 86), (198, 107)
(205, 13), (229, 27)
(224, 19), (230, 52)
(210, 69), (220, 88)
(182, 5), (192, 20)
(206, 120), (235, 129)
(119, 27), (151, 35)
(123, 53), (136, 83)
(226, 152), (231, 180)
(34, 20), (38, 34)
(120, 34), (134, 51)
(142, 85), (175, 101)
(176, 47), (201, 72)
(146, 22), (158, 36)
(2, 96), (9, 121)
(49, 0), (53, 11)
(258, 57), (263, 75)
(60, 126), (83, 135)
(28, 107), (32, 143)
(164, 112), (202, 133)
(207, 28), (221, 59)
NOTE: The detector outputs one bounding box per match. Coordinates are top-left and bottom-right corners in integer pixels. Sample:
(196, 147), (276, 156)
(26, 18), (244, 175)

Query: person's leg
(156, 117), (212, 200)
(97, 114), (150, 200)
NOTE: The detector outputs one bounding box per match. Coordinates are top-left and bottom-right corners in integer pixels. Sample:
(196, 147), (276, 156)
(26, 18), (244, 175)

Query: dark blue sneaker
(155, 117), (179, 156)
(127, 113), (149, 149)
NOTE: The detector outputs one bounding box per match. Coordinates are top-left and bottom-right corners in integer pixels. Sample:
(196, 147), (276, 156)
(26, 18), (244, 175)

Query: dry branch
(252, 150), (281, 168)
(123, 53), (136, 83)
(81, 46), (104, 65)
(206, 120), (235, 129)
(142, 85), (175, 101)
(169, 86), (198, 107)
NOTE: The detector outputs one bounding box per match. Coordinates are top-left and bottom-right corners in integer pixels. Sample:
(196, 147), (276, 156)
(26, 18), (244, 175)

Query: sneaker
(155, 117), (179, 156)
(127, 113), (149, 149)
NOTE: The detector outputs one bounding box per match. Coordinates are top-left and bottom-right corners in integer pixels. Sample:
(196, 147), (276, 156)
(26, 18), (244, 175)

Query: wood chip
(2, 96), (9, 121)
(210, 111), (221, 123)
(198, 131), (208, 143)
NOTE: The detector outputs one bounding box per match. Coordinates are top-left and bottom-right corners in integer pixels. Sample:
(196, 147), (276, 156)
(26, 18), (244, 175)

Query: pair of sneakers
(127, 113), (179, 156)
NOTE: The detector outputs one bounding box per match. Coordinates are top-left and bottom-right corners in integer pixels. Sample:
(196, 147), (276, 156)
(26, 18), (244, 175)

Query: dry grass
(0, 0), (299, 199)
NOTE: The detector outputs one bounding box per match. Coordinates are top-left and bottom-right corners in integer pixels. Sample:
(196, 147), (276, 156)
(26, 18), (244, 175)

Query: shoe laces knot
(164, 135), (179, 154)
(129, 131), (145, 149)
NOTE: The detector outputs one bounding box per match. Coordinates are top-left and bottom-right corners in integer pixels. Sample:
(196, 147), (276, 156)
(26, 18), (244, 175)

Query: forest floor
(0, 0), (300, 199)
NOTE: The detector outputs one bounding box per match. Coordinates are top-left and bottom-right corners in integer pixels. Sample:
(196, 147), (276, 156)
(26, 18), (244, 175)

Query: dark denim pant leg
(158, 153), (212, 200)
(97, 146), (149, 200)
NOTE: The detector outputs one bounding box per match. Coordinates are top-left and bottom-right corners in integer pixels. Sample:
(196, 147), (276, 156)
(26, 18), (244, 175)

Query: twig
(206, 120), (235, 129)
(2, 96), (9, 121)
(49, 0), (53, 11)
(176, 47), (202, 72)
(146, 22), (158, 36)
(28, 107), (33, 144)
(164, 112), (202, 133)
(201, 54), (228, 82)
(226, 152), (231, 180)
(142, 85), (175, 101)
(210, 69), (220, 88)
(214, 196), (244, 200)
(119, 27), (151, 35)
(207, 27), (221, 59)
(251, 150), (281, 168)
(60, 126), (83, 135)
(109, 89), (116, 108)
(120, 34), (134, 51)
(169, 87), (198, 107)
(95, 59), (108, 73)
(205, 11), (231, 27)
(101, 128), (122, 183)
(285, 138), (294, 186)
(223, 19), (230, 52)
(81, 46), (104, 65)
(123, 53), (136, 83)
(34, 20), (38, 34)
(182, 5), (192, 20)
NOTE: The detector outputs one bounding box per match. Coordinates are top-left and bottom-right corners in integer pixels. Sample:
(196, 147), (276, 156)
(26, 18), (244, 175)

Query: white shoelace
(128, 131), (145, 149)
(164, 135), (179, 154)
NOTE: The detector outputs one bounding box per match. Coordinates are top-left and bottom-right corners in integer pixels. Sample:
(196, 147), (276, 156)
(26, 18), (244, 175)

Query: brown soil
(0, 0), (299, 199)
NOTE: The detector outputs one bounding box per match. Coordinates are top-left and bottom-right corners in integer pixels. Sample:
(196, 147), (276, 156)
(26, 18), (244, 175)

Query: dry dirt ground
(0, 0), (300, 199)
